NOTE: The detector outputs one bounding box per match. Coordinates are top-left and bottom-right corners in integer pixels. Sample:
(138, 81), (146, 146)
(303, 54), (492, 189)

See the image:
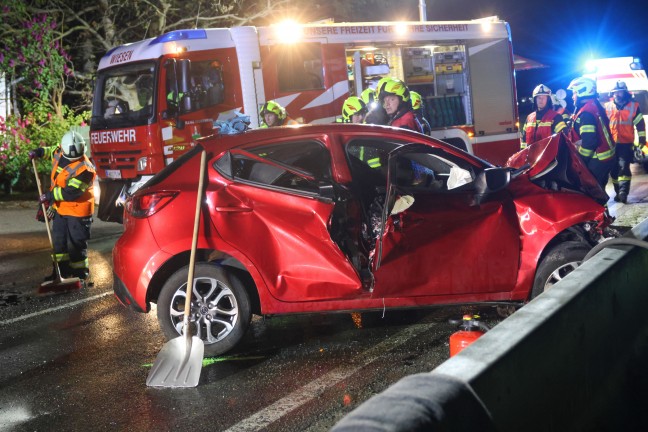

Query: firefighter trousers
(51, 212), (92, 277)
(583, 157), (614, 189)
(610, 143), (633, 198)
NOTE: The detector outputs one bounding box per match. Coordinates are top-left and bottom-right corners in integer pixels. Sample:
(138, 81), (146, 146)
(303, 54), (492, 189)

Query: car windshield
(91, 61), (156, 130)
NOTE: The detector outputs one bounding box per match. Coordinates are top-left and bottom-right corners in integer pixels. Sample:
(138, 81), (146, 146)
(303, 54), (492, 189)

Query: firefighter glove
(39, 192), (53, 205)
(29, 148), (44, 159)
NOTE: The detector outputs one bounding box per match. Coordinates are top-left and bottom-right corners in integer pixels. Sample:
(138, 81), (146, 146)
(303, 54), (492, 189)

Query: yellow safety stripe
(579, 147), (594, 157)
(69, 258), (89, 269)
(618, 175), (632, 181)
(580, 125), (596, 133)
(520, 142), (528, 149)
(67, 178), (89, 191)
(634, 112), (643, 125)
(554, 121), (567, 133)
(367, 157), (381, 168)
(595, 148), (614, 160)
(359, 147), (365, 161)
(638, 131), (646, 138)
(53, 186), (64, 201)
(52, 253), (70, 262)
(611, 178), (619, 185)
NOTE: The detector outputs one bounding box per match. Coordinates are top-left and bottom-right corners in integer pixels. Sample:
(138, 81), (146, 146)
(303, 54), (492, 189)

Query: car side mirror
(473, 167), (510, 205)
(318, 181), (335, 200)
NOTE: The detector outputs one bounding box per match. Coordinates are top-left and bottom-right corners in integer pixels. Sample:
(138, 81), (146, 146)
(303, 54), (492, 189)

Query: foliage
(0, 110), (90, 186)
(0, 0), (73, 117)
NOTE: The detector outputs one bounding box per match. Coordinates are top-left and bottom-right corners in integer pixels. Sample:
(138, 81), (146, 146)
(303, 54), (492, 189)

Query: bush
(0, 109), (90, 193)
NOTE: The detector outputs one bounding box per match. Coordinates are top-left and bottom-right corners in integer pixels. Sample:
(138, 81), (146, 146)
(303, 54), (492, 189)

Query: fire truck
(90, 17), (520, 221)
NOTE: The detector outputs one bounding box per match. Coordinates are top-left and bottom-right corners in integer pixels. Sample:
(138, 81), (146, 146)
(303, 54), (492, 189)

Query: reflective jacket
(389, 109), (424, 133)
(49, 149), (96, 217)
(521, 108), (567, 148)
(570, 99), (615, 162)
(605, 100), (645, 144)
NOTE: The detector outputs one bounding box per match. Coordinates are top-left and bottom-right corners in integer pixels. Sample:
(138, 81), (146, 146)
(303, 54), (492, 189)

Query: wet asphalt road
(1, 166), (647, 431)
(0, 203), (494, 431)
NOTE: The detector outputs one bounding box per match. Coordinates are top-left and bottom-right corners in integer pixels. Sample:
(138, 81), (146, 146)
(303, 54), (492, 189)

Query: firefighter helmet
(532, 84), (552, 98)
(360, 88), (376, 105)
(609, 80), (629, 97)
(378, 78), (410, 103)
(410, 91), (423, 111)
(341, 96), (368, 122)
(60, 131), (85, 161)
(375, 76), (393, 96)
(567, 77), (597, 98)
(259, 101), (286, 120)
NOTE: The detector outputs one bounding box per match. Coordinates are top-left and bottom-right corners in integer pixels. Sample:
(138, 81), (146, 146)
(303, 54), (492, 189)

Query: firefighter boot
(43, 261), (73, 281)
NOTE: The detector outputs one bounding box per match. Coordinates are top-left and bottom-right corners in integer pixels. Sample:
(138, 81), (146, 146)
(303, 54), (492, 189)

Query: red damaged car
(113, 124), (614, 356)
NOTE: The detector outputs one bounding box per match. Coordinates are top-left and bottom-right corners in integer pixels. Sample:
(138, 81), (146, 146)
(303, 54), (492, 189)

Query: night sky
(416, 0), (648, 98)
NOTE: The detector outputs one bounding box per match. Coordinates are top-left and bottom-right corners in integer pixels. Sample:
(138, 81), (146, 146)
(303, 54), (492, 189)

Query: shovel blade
(146, 336), (204, 388)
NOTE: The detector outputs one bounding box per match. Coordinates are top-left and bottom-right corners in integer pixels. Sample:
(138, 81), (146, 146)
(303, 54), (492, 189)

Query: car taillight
(127, 191), (178, 218)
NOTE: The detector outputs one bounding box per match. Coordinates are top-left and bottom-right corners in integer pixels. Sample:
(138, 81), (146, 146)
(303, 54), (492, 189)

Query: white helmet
(567, 77), (597, 98)
(60, 131), (85, 161)
(532, 84), (552, 98)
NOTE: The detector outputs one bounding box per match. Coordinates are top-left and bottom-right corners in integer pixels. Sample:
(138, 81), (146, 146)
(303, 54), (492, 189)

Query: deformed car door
(371, 144), (521, 298)
(210, 139), (363, 302)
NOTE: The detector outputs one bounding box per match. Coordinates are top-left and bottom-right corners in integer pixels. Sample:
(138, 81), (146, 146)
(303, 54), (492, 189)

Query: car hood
(505, 133), (609, 205)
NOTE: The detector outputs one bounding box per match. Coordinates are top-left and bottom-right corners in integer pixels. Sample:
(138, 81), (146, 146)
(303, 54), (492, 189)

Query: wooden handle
(32, 158), (55, 249)
(184, 150), (207, 326)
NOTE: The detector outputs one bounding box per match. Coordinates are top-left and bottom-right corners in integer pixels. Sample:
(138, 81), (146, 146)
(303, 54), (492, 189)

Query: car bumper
(113, 271), (147, 313)
(113, 218), (172, 313)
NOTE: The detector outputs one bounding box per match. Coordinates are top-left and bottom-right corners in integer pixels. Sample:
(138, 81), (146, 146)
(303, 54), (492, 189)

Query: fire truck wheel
(157, 263), (252, 356)
(531, 241), (590, 300)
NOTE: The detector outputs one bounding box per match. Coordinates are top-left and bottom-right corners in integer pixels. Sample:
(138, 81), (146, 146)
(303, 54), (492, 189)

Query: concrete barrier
(333, 218), (648, 431)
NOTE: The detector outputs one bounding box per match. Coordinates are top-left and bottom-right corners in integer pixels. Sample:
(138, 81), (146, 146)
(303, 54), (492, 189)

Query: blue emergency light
(150, 29), (208, 45)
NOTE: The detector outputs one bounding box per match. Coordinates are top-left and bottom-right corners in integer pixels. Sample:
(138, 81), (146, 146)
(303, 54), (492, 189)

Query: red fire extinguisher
(449, 314), (490, 357)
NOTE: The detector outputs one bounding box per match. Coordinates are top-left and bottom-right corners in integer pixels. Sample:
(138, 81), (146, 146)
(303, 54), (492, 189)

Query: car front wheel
(531, 241), (591, 300)
(157, 263), (252, 357)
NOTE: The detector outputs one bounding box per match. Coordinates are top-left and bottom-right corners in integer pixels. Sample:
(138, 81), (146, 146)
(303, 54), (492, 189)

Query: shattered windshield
(92, 61), (156, 130)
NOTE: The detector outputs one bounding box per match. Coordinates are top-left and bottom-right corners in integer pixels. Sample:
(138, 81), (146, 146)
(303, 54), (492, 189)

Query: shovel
(146, 150), (207, 387)
(32, 158), (83, 294)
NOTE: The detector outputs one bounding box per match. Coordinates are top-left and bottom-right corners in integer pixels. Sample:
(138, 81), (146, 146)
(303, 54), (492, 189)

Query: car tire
(531, 241), (591, 300)
(157, 263), (252, 357)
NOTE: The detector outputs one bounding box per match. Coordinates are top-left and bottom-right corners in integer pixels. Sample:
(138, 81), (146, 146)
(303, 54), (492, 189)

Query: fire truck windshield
(92, 61), (156, 130)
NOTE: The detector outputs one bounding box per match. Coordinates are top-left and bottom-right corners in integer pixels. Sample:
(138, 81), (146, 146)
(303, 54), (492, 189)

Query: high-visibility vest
(50, 150), (96, 217)
(570, 99), (615, 161)
(605, 100), (640, 143)
(523, 109), (565, 145)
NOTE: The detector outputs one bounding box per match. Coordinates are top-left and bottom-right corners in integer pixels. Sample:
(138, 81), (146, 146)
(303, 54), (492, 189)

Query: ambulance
(89, 17), (520, 221)
(583, 56), (648, 169)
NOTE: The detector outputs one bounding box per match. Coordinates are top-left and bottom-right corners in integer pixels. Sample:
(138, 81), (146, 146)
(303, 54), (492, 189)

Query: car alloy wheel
(157, 263), (252, 356)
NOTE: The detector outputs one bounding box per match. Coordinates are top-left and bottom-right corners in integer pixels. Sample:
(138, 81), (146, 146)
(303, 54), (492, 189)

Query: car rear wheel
(531, 241), (591, 299)
(157, 263), (252, 357)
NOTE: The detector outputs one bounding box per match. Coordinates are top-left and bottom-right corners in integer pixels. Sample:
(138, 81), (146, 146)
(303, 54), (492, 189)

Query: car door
(370, 143), (521, 298)
(210, 138), (364, 302)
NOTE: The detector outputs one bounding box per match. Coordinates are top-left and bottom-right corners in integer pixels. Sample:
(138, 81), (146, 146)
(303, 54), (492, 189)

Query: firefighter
(567, 76), (616, 188)
(410, 91), (432, 135)
(341, 96), (369, 123)
(378, 78), (424, 133)
(29, 131), (96, 281)
(259, 101), (298, 128)
(520, 84), (567, 149)
(605, 80), (646, 203)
